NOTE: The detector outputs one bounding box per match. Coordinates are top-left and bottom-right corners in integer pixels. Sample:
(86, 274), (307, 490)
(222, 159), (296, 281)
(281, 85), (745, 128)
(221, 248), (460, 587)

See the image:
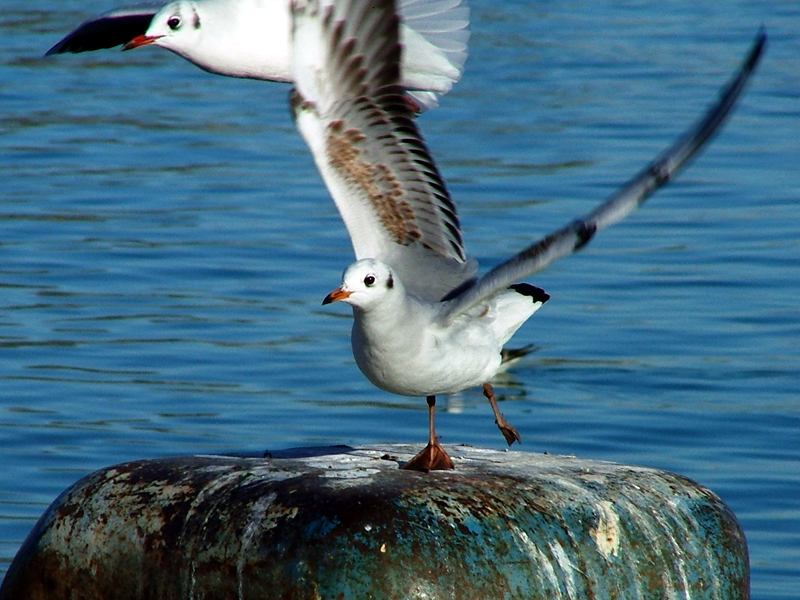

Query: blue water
(2, 0), (798, 596)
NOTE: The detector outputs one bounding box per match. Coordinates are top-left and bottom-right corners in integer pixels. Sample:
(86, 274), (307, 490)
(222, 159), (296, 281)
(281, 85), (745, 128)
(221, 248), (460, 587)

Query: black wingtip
(748, 28), (768, 72)
(43, 13), (156, 57)
(45, 37), (72, 56)
(509, 283), (550, 304)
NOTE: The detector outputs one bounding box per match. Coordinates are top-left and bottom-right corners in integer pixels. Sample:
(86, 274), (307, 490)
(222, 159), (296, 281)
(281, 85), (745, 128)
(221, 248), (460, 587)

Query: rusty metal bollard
(0, 445), (748, 599)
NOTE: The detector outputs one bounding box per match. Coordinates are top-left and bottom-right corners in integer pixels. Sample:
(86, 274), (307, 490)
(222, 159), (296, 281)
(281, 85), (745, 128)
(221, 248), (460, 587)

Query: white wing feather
(398, 0), (470, 109)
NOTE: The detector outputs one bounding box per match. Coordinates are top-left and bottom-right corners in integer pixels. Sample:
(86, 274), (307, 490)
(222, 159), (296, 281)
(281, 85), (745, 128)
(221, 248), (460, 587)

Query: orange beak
(122, 34), (161, 51)
(322, 287), (352, 305)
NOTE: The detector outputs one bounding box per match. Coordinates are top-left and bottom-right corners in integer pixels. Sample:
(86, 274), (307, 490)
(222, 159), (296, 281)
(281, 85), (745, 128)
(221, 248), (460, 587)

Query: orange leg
(401, 396), (455, 472)
(483, 383), (521, 446)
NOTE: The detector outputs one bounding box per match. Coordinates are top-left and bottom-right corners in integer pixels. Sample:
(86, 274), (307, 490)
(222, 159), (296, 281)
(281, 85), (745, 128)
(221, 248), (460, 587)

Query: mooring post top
(1, 445), (748, 600)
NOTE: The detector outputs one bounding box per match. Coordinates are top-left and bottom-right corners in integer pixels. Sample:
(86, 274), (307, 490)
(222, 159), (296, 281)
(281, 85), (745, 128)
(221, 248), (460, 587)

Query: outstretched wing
(439, 29), (766, 322)
(45, 4), (160, 55)
(291, 0), (477, 301)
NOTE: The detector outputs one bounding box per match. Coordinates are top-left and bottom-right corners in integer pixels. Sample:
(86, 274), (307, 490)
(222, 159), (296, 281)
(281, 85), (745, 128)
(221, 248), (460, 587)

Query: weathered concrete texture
(1, 445), (748, 600)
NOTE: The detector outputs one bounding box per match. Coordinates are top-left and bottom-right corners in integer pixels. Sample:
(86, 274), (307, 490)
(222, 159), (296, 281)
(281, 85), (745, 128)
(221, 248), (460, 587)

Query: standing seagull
(45, 0), (469, 111)
(292, 0), (765, 471)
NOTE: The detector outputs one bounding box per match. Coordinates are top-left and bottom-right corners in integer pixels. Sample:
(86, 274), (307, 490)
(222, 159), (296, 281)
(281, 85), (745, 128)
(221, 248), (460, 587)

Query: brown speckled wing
(292, 0), (476, 301)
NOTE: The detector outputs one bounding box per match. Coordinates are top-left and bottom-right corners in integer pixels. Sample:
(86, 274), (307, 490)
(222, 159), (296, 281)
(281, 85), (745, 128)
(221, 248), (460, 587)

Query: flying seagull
(45, 0), (470, 111)
(292, 0), (765, 471)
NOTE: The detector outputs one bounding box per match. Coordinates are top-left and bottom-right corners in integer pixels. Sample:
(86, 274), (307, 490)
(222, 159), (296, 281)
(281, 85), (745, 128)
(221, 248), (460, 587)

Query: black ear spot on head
(387, 274), (394, 289)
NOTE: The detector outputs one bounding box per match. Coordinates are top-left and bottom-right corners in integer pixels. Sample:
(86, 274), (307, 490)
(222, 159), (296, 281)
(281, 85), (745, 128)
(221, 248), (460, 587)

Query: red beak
(122, 35), (161, 51)
(322, 288), (352, 305)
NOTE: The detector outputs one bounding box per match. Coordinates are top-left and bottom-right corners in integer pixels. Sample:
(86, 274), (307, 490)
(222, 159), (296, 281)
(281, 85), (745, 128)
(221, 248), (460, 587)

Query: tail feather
(498, 344), (536, 372)
(491, 284), (549, 348)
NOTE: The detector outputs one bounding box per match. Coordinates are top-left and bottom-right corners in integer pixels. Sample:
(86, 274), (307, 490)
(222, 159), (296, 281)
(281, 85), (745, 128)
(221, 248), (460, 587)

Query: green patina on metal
(0, 445), (748, 600)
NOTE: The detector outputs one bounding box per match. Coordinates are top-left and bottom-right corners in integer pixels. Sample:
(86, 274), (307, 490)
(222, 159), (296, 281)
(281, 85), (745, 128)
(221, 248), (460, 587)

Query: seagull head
(323, 259), (399, 310)
(124, 1), (200, 52)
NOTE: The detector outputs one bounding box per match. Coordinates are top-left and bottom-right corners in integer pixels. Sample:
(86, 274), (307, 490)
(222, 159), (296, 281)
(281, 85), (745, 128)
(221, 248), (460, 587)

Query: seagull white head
(124, 1), (200, 52)
(323, 259), (397, 310)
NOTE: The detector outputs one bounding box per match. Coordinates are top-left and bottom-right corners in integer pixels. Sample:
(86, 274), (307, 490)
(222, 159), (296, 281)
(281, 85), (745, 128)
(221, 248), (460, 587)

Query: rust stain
(326, 120), (421, 246)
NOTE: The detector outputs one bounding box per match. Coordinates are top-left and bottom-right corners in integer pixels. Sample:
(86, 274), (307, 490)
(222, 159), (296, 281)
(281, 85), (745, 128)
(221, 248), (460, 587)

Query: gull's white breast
(351, 302), (503, 397)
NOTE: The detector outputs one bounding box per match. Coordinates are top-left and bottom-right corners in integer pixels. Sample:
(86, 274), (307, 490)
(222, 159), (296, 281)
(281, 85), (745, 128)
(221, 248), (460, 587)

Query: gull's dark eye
(364, 275), (376, 287)
(167, 16), (181, 30)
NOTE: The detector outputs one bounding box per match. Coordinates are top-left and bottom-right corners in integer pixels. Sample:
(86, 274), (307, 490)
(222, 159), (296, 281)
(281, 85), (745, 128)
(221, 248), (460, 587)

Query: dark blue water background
(2, 1), (798, 597)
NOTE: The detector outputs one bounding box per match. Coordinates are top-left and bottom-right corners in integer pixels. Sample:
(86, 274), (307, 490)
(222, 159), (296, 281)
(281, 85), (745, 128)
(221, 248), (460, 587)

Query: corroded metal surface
(0, 445), (748, 599)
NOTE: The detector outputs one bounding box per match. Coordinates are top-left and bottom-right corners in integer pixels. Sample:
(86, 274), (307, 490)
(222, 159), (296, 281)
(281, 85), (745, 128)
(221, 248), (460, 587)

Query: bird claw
(401, 441), (455, 472)
(496, 419), (522, 446)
